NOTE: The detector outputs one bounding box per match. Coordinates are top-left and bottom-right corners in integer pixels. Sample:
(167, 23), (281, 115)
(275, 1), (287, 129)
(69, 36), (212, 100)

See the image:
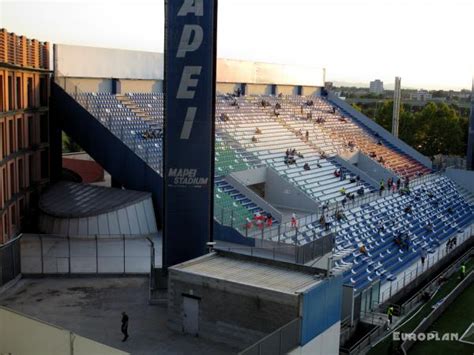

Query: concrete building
(369, 79), (384, 95)
(410, 89), (432, 101)
(0, 29), (51, 244)
(168, 250), (342, 354)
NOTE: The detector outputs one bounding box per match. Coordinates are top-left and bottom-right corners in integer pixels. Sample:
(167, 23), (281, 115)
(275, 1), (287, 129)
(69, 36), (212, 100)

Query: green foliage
(62, 132), (82, 153)
(359, 101), (468, 157)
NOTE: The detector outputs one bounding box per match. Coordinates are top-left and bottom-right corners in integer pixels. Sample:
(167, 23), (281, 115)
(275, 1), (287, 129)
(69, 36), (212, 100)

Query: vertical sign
(164, 0), (217, 267)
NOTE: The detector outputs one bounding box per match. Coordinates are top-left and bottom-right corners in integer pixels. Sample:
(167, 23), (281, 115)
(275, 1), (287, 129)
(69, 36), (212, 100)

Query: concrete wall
(55, 44), (163, 80)
(216, 82), (241, 94)
(444, 168), (474, 194)
(0, 307), (127, 355)
(247, 84), (272, 95)
(332, 154), (379, 189)
(55, 44), (324, 87)
(266, 168), (319, 214)
(168, 269), (299, 349)
(301, 86), (321, 96)
(227, 170), (283, 222)
(328, 92), (432, 169)
(120, 79), (162, 93)
(277, 85), (297, 95)
(356, 152), (398, 183)
(63, 77), (112, 93)
(289, 321), (340, 355)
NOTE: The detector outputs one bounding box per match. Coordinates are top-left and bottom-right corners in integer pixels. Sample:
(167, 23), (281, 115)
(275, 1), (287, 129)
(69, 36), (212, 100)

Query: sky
(1, 0), (473, 90)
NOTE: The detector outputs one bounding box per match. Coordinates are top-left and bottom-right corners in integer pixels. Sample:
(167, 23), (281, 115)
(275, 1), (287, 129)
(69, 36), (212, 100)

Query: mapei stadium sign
(167, 168), (209, 187)
(164, 0), (216, 266)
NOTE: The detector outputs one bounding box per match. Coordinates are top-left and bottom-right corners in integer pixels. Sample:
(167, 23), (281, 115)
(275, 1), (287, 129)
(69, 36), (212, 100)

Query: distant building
(410, 90), (432, 101)
(369, 79), (384, 95)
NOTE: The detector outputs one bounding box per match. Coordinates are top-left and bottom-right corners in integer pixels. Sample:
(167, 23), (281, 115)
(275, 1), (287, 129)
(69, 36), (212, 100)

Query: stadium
(0, 2), (473, 354)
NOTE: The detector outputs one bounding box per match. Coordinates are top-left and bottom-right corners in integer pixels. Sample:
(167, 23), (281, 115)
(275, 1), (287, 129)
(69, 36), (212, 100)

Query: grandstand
(46, 43), (474, 354)
(59, 85), (474, 296)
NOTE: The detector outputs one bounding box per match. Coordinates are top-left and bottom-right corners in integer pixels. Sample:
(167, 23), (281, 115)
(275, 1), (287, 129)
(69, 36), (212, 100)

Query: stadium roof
(170, 251), (322, 294)
(39, 182), (151, 218)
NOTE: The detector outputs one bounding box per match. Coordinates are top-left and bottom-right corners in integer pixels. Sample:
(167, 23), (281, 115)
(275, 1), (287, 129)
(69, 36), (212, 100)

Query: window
(16, 77), (22, 109)
(27, 77), (33, 108)
(28, 115), (35, 146)
(0, 74), (4, 111)
(17, 118), (23, 149)
(18, 159), (24, 189)
(10, 162), (16, 194)
(8, 75), (13, 110)
(39, 76), (48, 107)
(0, 121), (4, 159)
(8, 119), (14, 153)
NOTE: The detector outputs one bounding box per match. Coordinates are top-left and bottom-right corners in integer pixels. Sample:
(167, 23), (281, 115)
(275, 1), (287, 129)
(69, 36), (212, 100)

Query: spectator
(379, 180), (385, 196)
(357, 186), (365, 196)
(404, 176), (410, 189)
(255, 127), (262, 134)
(369, 151), (377, 158)
(274, 108), (280, 117)
(334, 169), (341, 178)
(359, 244), (367, 255)
(342, 197), (347, 208)
(387, 177), (393, 189)
(303, 163), (311, 171)
(275, 102), (281, 109)
(251, 136), (258, 143)
(404, 205), (412, 214)
(319, 214), (326, 228)
(347, 193), (355, 201)
(266, 214), (273, 227)
(392, 182), (397, 193)
(396, 178), (401, 190)
(421, 249), (427, 266)
(245, 217), (253, 230)
(291, 213), (297, 228)
(316, 161), (322, 168)
(425, 222), (433, 232)
(340, 187), (347, 195)
(305, 130), (309, 141)
(378, 221), (385, 232)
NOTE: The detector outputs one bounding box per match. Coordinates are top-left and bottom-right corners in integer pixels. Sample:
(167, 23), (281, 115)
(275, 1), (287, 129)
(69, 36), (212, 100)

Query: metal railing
(239, 317), (301, 355)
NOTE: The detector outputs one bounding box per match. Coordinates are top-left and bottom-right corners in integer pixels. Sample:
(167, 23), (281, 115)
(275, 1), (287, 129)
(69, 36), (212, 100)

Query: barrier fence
(21, 234), (155, 275)
(0, 235), (21, 288)
(239, 317), (301, 355)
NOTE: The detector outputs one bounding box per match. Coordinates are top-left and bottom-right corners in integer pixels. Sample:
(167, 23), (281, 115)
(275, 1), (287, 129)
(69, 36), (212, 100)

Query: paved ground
(0, 277), (238, 355)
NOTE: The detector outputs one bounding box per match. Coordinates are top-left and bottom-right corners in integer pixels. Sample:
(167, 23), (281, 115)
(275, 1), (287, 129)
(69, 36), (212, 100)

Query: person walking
(387, 306), (394, 326)
(121, 312), (129, 342)
(460, 263), (466, 280)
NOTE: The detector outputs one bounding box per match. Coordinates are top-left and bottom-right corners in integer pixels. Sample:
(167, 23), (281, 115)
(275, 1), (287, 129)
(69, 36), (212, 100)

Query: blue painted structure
(301, 275), (343, 345)
(163, 0), (218, 266)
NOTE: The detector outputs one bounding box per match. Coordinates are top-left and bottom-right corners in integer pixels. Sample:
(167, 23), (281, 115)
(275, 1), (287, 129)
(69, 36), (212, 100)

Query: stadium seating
(71, 91), (473, 295)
